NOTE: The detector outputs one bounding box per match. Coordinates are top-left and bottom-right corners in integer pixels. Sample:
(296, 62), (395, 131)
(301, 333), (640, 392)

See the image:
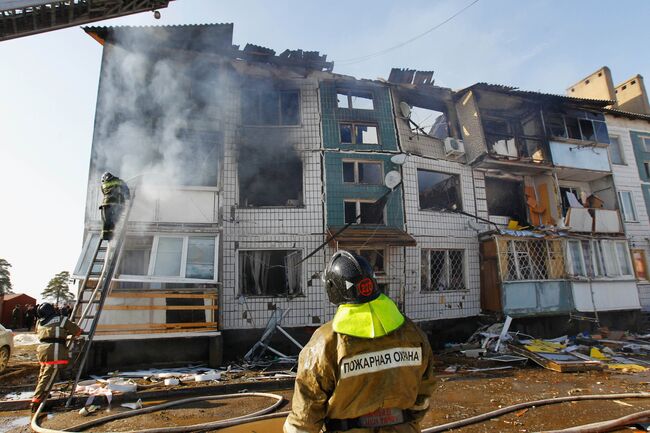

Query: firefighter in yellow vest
(100, 172), (130, 241)
(284, 251), (436, 433)
(31, 303), (81, 413)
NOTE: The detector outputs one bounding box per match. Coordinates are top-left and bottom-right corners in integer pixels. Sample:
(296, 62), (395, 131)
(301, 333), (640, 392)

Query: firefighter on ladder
(100, 172), (130, 241)
(31, 303), (81, 414)
(284, 251), (436, 433)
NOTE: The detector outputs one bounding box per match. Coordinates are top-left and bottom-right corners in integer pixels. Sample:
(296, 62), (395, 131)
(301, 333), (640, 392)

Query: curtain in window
(248, 251), (272, 295)
(285, 251), (301, 296)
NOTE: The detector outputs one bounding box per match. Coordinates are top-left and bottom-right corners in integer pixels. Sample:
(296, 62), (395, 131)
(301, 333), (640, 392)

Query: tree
(0, 259), (13, 295)
(42, 271), (75, 306)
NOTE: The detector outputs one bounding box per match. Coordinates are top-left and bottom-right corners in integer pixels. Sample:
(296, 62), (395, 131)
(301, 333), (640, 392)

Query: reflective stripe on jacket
(36, 316), (81, 363)
(284, 318), (436, 433)
(101, 178), (130, 206)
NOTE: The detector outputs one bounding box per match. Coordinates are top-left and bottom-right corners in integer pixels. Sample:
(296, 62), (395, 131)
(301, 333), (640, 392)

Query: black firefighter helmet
(101, 172), (115, 183)
(323, 250), (380, 305)
(36, 302), (56, 322)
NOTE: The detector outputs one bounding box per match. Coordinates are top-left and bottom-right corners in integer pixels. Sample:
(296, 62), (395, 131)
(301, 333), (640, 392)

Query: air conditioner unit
(444, 137), (465, 158)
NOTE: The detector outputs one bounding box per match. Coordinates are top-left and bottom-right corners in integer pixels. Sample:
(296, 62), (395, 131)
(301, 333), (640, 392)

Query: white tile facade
(606, 115), (650, 310)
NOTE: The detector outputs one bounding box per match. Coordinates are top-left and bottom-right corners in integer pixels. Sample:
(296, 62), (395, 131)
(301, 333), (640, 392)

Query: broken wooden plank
(508, 344), (602, 373)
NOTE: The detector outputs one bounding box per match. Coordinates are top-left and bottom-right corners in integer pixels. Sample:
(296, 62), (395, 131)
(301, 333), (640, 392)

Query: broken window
(239, 250), (302, 296)
(175, 129), (223, 187)
(119, 236), (154, 276)
(618, 191), (638, 222)
(337, 89), (374, 110)
(238, 141), (303, 207)
(340, 123), (379, 145)
(485, 177), (527, 223)
(344, 200), (385, 225)
(560, 186), (582, 216)
(632, 250), (648, 280)
(357, 249), (385, 274)
(241, 88), (300, 126)
(342, 160), (383, 184)
(417, 169), (462, 211)
(407, 105), (449, 139)
(421, 249), (465, 291)
(545, 112), (609, 144)
(483, 118), (517, 157)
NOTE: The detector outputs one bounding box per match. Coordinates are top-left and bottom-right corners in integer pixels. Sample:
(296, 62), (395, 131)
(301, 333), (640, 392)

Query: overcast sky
(2, 0), (649, 302)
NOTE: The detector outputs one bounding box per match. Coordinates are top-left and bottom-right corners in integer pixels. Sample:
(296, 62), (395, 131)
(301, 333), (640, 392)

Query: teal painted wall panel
(630, 131), (650, 182)
(325, 153), (404, 228)
(320, 81), (398, 151)
(630, 131), (650, 216)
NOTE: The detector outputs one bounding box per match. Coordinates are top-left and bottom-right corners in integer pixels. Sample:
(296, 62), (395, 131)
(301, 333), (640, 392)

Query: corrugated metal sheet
(459, 82), (615, 107)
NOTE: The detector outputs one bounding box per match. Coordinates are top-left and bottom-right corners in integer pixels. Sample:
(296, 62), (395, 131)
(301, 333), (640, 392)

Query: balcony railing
(565, 208), (622, 233)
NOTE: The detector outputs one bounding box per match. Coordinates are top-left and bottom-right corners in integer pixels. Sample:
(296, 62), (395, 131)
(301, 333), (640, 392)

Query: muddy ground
(2, 342), (650, 432)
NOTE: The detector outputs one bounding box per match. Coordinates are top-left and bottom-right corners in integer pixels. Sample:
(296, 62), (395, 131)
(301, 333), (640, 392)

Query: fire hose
(30, 391), (650, 433)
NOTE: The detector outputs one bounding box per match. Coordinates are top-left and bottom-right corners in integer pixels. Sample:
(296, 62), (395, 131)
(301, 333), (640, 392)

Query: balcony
(565, 208), (622, 233)
(87, 185), (219, 225)
(549, 140), (611, 174)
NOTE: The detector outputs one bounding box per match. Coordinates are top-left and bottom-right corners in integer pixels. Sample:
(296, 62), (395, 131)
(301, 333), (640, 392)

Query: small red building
(0, 293), (36, 329)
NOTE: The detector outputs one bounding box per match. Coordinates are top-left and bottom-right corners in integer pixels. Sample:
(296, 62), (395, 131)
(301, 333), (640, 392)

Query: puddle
(218, 416), (286, 433)
(0, 416), (31, 433)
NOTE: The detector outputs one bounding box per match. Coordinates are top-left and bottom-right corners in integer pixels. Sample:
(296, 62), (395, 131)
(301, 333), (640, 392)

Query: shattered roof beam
(0, 0), (172, 42)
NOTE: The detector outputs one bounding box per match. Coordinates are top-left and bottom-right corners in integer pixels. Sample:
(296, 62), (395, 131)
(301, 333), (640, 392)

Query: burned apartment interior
(66, 24), (647, 370)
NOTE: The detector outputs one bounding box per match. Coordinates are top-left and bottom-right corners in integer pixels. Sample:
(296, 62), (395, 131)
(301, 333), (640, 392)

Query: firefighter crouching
(284, 251), (436, 433)
(31, 303), (82, 413)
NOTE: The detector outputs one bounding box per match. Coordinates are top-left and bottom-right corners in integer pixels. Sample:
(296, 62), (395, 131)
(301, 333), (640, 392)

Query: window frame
(241, 88), (301, 126)
(546, 114), (609, 144)
(420, 248), (466, 292)
(416, 168), (463, 212)
(567, 239), (634, 278)
(355, 248), (386, 276)
(342, 160), (384, 185)
(343, 199), (386, 225)
(339, 122), (380, 145)
(618, 191), (638, 222)
(608, 135), (625, 165)
(115, 234), (219, 283)
(641, 136), (650, 152)
(237, 248), (303, 297)
(336, 89), (375, 110)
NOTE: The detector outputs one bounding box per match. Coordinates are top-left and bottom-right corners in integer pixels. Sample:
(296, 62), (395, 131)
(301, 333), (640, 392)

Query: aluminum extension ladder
(63, 193), (136, 407)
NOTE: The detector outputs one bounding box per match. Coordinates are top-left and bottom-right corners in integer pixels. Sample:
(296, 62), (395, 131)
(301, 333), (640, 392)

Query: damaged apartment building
(459, 83), (642, 326)
(71, 24), (650, 369)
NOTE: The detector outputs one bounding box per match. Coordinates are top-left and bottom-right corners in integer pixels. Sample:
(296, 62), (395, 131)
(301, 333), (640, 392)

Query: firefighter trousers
(33, 364), (59, 404)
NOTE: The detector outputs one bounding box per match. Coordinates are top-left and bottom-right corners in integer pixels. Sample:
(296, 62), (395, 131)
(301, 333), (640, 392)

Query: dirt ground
(3, 344), (650, 432)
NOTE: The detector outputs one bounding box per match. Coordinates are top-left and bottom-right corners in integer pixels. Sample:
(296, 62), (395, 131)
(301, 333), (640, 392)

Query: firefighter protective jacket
(36, 315), (81, 365)
(101, 177), (130, 207)
(284, 315), (436, 433)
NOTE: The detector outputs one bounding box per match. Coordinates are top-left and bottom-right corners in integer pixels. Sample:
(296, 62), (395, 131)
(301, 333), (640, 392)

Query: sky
(1, 0), (650, 302)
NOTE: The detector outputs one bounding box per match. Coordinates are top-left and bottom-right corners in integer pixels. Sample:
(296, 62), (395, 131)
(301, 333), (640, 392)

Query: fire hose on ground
(30, 391), (650, 433)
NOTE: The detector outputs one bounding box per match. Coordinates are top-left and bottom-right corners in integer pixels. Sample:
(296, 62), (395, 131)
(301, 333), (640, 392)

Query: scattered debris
(121, 399), (143, 410)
